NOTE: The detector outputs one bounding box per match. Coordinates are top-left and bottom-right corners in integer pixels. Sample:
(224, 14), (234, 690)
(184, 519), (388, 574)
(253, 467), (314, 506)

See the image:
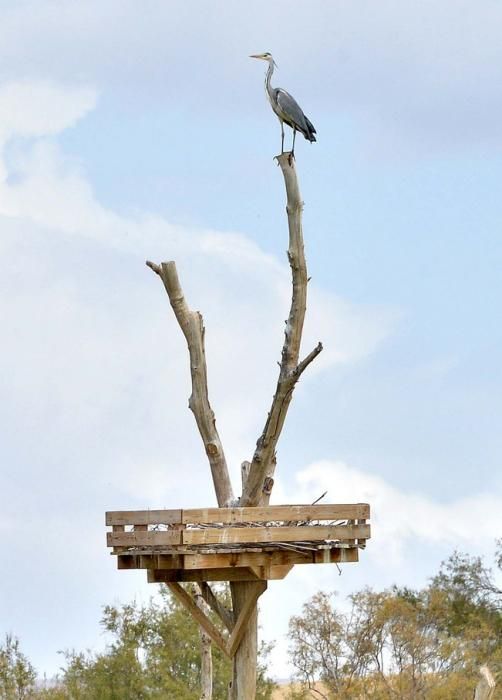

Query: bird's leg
(281, 121), (285, 153)
(292, 128), (297, 156)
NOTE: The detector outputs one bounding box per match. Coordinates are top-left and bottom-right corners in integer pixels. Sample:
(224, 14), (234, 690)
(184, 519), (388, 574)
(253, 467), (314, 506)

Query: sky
(1, 0), (502, 682)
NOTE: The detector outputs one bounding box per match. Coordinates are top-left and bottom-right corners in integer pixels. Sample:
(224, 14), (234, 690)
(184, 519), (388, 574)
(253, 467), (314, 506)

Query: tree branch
(146, 259), (234, 507)
(197, 582), (234, 632)
(241, 154), (322, 506)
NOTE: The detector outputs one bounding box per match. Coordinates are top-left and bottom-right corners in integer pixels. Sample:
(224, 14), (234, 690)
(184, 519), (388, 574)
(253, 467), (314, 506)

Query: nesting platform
(106, 503), (370, 583)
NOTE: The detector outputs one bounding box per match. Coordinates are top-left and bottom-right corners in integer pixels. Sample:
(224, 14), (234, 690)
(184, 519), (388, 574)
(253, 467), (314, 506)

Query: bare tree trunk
(474, 665), (496, 700)
(230, 153), (322, 698)
(241, 153), (322, 507)
(193, 586), (213, 700)
(148, 153), (320, 700)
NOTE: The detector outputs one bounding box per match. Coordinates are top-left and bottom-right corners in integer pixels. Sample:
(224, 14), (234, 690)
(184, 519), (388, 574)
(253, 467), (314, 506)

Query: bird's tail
(304, 116), (317, 142)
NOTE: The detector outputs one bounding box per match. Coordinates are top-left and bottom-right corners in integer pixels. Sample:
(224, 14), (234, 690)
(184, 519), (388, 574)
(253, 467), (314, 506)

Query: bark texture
(193, 586), (213, 700)
(148, 152), (319, 700)
(231, 153), (321, 698)
(241, 153), (322, 508)
(146, 260), (234, 508)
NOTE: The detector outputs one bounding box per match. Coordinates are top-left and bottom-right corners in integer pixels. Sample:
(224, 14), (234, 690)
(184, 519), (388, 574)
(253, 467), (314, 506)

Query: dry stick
(146, 260), (234, 507)
(241, 153), (323, 507)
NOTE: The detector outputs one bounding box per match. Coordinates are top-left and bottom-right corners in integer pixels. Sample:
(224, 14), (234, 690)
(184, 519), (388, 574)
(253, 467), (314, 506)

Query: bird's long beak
(249, 54), (266, 60)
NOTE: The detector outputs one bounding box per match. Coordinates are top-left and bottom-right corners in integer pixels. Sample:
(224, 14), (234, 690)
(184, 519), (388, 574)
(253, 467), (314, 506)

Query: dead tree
(146, 152), (320, 697)
(105, 152), (370, 698)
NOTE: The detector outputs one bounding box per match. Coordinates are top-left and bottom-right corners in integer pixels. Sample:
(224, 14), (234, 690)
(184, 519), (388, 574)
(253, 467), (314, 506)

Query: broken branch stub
(241, 154), (322, 507)
(146, 259), (234, 507)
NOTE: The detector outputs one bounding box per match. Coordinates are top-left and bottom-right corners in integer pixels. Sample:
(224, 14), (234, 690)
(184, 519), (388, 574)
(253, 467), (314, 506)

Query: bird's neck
(264, 60), (275, 101)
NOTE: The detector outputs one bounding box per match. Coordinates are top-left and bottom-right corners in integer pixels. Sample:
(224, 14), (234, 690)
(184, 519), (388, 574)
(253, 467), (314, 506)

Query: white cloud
(293, 460), (502, 561)
(0, 78), (398, 675)
(0, 81), (96, 145)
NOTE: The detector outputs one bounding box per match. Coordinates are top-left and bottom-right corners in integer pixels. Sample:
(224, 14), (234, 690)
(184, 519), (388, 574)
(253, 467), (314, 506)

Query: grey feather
(275, 89), (316, 142)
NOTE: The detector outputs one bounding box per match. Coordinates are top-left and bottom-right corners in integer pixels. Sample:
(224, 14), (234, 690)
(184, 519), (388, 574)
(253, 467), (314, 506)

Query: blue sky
(1, 0), (501, 679)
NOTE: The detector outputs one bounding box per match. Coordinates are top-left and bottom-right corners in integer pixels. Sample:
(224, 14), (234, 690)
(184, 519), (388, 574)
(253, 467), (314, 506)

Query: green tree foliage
(33, 585), (274, 699)
(0, 634), (36, 699)
(288, 548), (502, 699)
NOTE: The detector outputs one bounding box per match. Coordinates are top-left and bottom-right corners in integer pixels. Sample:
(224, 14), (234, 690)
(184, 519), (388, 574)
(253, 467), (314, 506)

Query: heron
(250, 52), (316, 155)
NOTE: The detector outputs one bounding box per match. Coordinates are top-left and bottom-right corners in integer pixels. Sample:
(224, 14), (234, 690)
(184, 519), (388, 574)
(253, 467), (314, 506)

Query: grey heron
(250, 52), (316, 154)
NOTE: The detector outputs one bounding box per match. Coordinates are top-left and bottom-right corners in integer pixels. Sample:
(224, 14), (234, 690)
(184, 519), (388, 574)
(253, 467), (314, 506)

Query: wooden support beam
(198, 582), (234, 632)
(116, 546), (359, 572)
(248, 564), (293, 580)
(148, 567), (265, 583)
(226, 582), (267, 658)
(166, 582), (230, 657)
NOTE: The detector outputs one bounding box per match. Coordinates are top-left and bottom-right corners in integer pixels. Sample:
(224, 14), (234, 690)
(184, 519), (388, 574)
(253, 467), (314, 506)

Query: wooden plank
(166, 582), (230, 657)
(117, 554), (184, 570)
(182, 524), (370, 546)
(107, 530), (182, 547)
(183, 550), (310, 570)
(148, 567), (264, 583)
(314, 548), (359, 564)
(120, 547), (359, 571)
(106, 509), (182, 526)
(357, 519), (367, 548)
(182, 503), (369, 524)
(226, 582), (267, 658)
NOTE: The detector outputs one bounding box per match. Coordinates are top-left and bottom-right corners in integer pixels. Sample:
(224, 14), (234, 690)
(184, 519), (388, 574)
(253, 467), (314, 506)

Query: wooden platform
(106, 503), (370, 582)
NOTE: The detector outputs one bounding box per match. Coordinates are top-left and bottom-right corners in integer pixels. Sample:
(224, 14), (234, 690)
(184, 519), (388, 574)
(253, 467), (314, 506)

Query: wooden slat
(107, 530), (182, 547)
(184, 551), (307, 570)
(182, 524), (370, 546)
(106, 509), (182, 526)
(117, 546), (359, 572)
(117, 554), (184, 570)
(148, 567), (264, 583)
(166, 583), (230, 657)
(357, 518), (367, 548)
(182, 503), (369, 524)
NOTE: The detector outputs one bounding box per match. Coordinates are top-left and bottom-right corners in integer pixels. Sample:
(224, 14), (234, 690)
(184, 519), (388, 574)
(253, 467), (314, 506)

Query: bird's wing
(275, 88), (311, 133)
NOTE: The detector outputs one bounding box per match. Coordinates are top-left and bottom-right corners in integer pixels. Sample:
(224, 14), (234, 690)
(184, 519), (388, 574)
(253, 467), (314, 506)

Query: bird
(250, 52), (316, 155)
